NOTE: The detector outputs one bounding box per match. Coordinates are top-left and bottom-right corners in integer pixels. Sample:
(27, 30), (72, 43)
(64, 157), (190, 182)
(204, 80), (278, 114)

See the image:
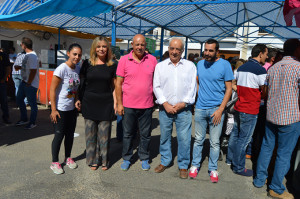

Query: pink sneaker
(189, 166), (198, 178)
(209, 170), (219, 183)
(50, 162), (64, 175)
(65, 157), (78, 169)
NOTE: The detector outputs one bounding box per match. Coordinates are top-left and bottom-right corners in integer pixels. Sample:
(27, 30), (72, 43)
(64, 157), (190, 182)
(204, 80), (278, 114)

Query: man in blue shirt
(189, 39), (233, 183)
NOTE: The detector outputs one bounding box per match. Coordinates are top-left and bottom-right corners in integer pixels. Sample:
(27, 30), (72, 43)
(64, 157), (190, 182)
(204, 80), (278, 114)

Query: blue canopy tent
(0, 0), (157, 47)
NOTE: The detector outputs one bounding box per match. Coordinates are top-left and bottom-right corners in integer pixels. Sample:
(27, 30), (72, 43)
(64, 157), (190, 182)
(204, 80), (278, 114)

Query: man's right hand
(163, 102), (177, 114)
(117, 104), (125, 116)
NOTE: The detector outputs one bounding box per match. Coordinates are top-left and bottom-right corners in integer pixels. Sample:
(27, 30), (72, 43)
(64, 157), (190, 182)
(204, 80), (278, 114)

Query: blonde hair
(89, 36), (114, 66)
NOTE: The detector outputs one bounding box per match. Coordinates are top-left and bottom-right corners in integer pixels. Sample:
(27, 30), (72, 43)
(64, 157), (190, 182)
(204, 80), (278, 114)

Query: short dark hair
(68, 43), (82, 52)
(205, 39), (219, 51)
(266, 48), (278, 62)
(188, 53), (194, 60)
(283, 39), (300, 56)
(251, 44), (267, 58)
(22, 37), (33, 49)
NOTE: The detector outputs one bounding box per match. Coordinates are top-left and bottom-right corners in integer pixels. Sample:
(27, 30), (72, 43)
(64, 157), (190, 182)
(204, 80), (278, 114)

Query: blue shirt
(196, 58), (234, 109)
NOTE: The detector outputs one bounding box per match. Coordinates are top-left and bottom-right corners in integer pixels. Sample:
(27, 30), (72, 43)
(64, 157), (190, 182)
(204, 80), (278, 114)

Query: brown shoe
(154, 164), (167, 173)
(268, 190), (294, 199)
(179, 169), (188, 179)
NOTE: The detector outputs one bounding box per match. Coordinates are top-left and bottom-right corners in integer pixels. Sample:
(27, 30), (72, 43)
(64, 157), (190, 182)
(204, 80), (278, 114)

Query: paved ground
(0, 102), (297, 199)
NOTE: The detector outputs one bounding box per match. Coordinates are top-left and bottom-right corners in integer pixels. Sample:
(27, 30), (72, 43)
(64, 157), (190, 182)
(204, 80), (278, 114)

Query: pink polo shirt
(116, 51), (157, 109)
(263, 62), (271, 71)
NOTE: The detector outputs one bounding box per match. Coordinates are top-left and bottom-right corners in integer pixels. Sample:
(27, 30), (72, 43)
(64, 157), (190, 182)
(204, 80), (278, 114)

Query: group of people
(50, 34), (299, 198)
(0, 37), (39, 130)
(1, 33), (298, 199)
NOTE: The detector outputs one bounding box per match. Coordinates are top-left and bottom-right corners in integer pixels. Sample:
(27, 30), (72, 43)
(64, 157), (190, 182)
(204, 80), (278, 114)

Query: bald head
(133, 34), (146, 43)
(131, 34), (146, 60)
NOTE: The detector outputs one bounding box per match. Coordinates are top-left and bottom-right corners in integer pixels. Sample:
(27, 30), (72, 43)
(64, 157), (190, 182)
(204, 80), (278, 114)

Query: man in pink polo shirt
(116, 34), (157, 171)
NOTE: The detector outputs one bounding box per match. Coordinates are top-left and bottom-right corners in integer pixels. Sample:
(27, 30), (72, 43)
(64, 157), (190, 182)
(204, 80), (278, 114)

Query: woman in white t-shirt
(49, 44), (82, 175)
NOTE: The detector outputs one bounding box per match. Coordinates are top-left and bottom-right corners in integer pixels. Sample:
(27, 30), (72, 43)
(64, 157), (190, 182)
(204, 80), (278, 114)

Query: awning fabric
(0, 0), (112, 21)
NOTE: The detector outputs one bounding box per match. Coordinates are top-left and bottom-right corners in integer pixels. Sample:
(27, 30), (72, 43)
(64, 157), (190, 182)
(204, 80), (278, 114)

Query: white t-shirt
(53, 63), (80, 111)
(21, 51), (39, 88)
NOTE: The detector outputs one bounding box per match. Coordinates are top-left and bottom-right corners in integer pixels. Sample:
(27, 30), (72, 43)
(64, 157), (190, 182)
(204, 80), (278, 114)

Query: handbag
(225, 96), (238, 114)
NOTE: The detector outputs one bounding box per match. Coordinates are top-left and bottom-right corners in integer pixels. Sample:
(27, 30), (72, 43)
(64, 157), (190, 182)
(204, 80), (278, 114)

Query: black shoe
(3, 118), (12, 125)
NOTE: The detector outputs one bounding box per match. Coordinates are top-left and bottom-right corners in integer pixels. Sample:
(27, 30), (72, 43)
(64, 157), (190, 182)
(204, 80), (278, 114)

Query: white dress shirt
(153, 58), (197, 106)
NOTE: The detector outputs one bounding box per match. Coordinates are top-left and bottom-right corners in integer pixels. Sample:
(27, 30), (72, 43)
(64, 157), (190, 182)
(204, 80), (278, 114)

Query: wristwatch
(185, 103), (188, 108)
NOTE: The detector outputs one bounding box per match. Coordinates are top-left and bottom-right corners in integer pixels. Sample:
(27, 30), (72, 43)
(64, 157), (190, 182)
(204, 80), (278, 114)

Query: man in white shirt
(15, 37), (39, 130)
(153, 38), (197, 179)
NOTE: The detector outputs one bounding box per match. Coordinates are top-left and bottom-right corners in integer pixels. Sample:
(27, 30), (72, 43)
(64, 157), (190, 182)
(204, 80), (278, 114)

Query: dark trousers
(0, 83), (9, 120)
(51, 109), (77, 162)
(122, 107), (152, 161)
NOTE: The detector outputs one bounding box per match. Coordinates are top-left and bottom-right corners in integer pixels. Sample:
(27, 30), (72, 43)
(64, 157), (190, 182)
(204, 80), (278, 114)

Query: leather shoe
(179, 169), (188, 179)
(154, 164), (167, 173)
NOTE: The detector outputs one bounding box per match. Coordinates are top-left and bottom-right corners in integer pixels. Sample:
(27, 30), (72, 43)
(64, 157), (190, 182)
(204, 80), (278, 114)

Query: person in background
(253, 39), (300, 199)
(12, 51), (26, 103)
(9, 47), (17, 64)
(15, 37), (39, 130)
(188, 53), (194, 62)
(0, 49), (11, 125)
(263, 48), (277, 71)
(76, 36), (117, 171)
(49, 43), (82, 174)
(226, 44), (268, 177)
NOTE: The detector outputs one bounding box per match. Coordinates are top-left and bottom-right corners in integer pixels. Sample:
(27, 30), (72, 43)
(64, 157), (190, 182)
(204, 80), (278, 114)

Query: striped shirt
(266, 56), (300, 125)
(234, 58), (267, 115)
(12, 53), (26, 75)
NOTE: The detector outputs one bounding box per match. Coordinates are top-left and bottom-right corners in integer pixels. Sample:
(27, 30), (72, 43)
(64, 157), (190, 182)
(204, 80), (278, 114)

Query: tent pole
(58, 28), (61, 50)
(200, 42), (203, 58)
(185, 37), (188, 59)
(160, 28), (164, 62)
(111, 9), (116, 46)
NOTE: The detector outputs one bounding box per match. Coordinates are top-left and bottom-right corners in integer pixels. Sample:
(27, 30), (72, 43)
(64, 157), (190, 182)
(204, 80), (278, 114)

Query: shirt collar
(168, 58), (184, 67)
(282, 56), (298, 61)
(128, 50), (148, 62)
(249, 58), (262, 66)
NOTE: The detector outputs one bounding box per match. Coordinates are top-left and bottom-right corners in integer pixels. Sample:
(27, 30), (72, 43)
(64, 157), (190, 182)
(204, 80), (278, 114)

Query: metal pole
(159, 28), (164, 62)
(111, 9), (116, 46)
(127, 39), (130, 50)
(58, 28), (60, 50)
(185, 37), (188, 59)
(200, 42), (203, 58)
(139, 19), (142, 34)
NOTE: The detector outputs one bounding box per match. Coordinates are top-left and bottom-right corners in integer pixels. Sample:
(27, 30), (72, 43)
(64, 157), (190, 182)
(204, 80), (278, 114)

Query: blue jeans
(253, 121), (300, 194)
(0, 83), (9, 120)
(16, 81), (38, 124)
(159, 106), (192, 169)
(191, 107), (225, 171)
(116, 114), (123, 141)
(122, 107), (152, 161)
(226, 111), (258, 172)
(12, 74), (28, 104)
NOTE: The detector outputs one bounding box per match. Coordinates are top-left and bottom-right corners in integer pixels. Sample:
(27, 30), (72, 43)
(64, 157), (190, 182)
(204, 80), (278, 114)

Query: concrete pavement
(0, 103), (285, 199)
